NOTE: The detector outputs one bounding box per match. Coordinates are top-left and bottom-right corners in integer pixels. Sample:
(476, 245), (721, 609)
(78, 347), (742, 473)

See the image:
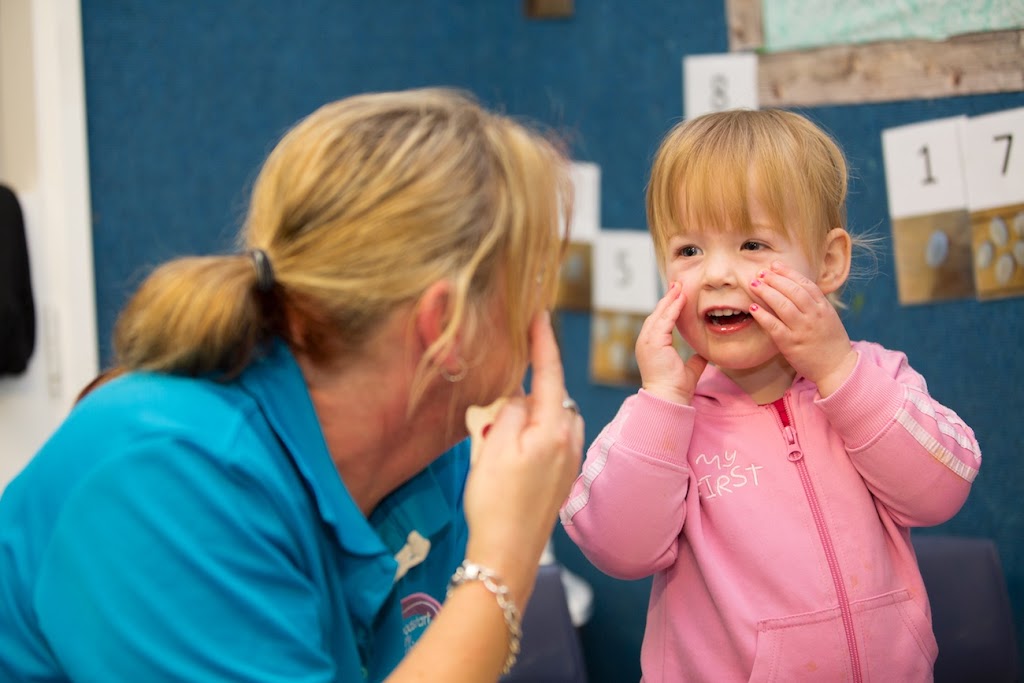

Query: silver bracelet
(447, 561), (522, 674)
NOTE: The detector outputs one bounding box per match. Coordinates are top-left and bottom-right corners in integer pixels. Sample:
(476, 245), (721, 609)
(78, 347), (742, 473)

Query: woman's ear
(415, 280), (461, 372)
(818, 228), (852, 295)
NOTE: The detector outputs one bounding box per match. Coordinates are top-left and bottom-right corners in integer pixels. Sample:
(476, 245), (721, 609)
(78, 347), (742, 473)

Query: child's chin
(707, 350), (785, 373)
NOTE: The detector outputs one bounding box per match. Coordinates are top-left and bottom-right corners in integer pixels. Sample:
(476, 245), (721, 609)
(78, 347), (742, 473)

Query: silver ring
(561, 397), (580, 415)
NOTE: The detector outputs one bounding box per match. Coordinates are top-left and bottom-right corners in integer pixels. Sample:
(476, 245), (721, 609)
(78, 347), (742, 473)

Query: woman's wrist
(448, 561), (522, 674)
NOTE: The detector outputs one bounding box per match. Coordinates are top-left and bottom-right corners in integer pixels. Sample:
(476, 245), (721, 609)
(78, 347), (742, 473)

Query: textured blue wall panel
(81, 2), (1024, 681)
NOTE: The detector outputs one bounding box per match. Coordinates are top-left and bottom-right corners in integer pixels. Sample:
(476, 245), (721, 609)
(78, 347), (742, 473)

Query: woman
(0, 88), (584, 682)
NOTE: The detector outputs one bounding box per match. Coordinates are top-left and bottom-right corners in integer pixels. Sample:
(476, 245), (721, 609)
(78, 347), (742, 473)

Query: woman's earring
(440, 358), (468, 383)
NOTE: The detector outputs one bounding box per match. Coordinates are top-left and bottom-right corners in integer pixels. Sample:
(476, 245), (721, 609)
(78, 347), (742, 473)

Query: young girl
(560, 109), (981, 682)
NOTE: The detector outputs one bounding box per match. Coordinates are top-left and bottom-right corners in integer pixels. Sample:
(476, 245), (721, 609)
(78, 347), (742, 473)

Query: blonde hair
(647, 108), (849, 278)
(114, 88), (571, 402)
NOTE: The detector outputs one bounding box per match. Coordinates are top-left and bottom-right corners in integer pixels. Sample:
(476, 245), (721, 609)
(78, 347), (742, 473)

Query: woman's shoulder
(46, 371), (273, 482)
(79, 371), (259, 436)
(3, 372), (298, 565)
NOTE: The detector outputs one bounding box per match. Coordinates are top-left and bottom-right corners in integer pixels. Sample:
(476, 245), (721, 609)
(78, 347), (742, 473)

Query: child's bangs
(675, 141), (789, 239)
(748, 153), (804, 238)
(676, 154), (749, 236)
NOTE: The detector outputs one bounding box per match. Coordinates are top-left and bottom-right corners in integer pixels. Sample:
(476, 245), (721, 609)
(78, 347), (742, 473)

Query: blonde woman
(0, 88), (583, 683)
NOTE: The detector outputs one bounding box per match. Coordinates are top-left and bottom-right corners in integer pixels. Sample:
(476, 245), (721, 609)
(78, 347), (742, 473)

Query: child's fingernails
(758, 270), (766, 279)
(750, 303), (760, 312)
(750, 280), (760, 288)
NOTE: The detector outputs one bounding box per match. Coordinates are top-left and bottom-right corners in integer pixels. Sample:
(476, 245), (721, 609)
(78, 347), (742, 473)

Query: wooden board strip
(725, 0), (763, 52)
(758, 29), (1024, 107)
(725, 0), (1023, 106)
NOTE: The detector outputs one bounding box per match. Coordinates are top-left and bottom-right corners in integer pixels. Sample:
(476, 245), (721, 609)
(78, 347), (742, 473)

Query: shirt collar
(238, 339), (456, 557)
(239, 339), (388, 559)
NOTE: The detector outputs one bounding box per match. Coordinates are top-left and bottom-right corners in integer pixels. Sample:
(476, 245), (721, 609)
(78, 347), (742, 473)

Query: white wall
(0, 0), (98, 490)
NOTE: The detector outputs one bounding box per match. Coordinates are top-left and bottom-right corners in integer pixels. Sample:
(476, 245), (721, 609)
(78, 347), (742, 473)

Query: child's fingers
(748, 277), (792, 324)
(750, 274), (810, 325)
(748, 300), (785, 337)
(759, 262), (825, 309)
(643, 282), (684, 334)
(655, 281), (684, 319)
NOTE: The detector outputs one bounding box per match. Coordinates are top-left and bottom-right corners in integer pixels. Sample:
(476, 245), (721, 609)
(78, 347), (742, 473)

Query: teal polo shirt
(0, 340), (470, 682)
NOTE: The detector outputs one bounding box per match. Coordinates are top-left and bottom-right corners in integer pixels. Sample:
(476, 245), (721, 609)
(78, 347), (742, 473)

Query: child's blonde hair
(647, 109), (848, 278)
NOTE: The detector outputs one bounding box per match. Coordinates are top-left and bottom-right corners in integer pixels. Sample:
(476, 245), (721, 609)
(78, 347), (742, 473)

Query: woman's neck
(293, 324), (461, 517)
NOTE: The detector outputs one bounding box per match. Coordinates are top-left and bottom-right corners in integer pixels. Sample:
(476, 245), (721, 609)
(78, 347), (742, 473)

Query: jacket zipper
(771, 397), (863, 683)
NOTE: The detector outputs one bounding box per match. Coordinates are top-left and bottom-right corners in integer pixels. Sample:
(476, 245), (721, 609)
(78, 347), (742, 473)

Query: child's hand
(749, 262), (857, 397)
(636, 282), (708, 405)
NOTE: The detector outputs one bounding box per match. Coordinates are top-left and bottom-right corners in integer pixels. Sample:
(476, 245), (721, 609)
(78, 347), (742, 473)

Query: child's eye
(741, 241), (766, 251)
(677, 245), (702, 257)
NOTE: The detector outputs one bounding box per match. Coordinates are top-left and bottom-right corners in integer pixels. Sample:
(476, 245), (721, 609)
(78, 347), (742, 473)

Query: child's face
(664, 194), (816, 375)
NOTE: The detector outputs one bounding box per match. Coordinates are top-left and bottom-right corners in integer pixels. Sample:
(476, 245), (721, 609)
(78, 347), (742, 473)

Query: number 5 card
(591, 229), (659, 314)
(590, 229), (663, 386)
(882, 116), (974, 305)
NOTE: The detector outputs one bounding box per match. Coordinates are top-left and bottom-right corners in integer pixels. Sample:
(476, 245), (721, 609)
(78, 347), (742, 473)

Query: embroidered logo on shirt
(694, 450), (764, 500)
(401, 592), (442, 652)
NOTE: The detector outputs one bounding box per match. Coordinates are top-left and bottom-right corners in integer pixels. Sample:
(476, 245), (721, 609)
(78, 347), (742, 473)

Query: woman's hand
(636, 282), (707, 405)
(749, 261), (857, 397)
(461, 310), (584, 605)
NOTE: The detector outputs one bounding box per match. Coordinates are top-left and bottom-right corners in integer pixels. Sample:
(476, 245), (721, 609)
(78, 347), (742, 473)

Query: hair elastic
(249, 249), (275, 292)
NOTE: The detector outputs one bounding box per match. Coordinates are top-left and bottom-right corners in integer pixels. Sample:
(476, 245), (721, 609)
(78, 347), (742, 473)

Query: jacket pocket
(749, 590), (936, 682)
(855, 590), (937, 682)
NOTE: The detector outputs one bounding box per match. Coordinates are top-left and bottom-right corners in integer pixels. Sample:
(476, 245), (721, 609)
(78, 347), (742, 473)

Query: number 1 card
(882, 116), (974, 305)
(882, 116), (968, 220)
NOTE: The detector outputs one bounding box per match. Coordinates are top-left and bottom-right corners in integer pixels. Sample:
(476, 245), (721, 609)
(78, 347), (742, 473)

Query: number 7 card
(962, 107), (1024, 300)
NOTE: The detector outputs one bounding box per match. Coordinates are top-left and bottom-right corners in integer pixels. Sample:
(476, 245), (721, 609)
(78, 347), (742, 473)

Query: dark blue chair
(502, 563), (589, 683)
(913, 534), (1020, 683)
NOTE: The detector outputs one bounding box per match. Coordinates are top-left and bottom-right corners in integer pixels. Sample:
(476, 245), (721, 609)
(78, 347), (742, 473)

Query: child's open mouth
(705, 309), (752, 327)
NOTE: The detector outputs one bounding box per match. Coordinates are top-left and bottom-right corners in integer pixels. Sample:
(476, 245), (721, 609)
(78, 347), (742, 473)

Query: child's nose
(702, 252), (740, 288)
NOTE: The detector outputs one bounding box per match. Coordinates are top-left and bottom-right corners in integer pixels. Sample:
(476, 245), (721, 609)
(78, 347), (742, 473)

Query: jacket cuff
(815, 353), (905, 449)
(616, 389), (695, 464)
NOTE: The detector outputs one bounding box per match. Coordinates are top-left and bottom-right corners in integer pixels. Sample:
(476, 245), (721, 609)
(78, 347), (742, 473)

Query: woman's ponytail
(112, 253), (272, 378)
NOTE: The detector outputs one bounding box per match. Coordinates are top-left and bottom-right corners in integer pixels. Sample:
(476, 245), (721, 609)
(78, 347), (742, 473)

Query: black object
(0, 184), (35, 375)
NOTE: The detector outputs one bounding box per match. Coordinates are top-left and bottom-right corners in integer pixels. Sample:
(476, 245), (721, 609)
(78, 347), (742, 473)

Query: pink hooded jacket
(561, 341), (980, 682)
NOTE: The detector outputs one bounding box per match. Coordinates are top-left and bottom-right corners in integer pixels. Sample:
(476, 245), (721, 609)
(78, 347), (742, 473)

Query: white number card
(568, 162), (601, 244)
(683, 52), (758, 120)
(882, 116), (969, 219)
(962, 106), (1024, 211)
(592, 229), (659, 314)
